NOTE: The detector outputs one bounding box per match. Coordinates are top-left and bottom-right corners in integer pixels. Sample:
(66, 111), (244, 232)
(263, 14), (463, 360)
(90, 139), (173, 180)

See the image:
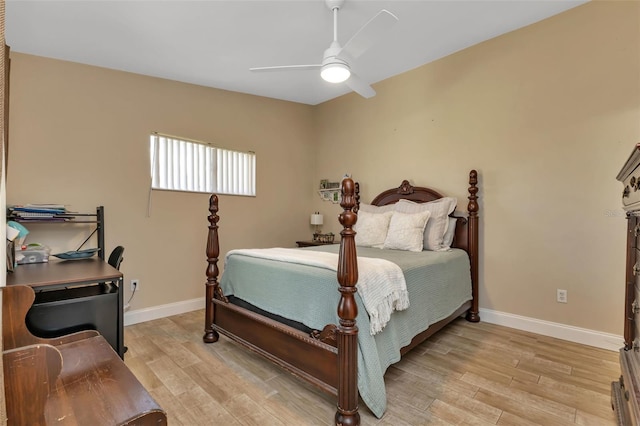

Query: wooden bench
(2, 285), (167, 425)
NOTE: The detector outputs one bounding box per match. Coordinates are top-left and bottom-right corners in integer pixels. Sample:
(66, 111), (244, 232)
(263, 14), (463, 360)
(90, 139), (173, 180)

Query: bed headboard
(361, 171), (480, 322)
(370, 179), (444, 205)
(366, 172), (478, 253)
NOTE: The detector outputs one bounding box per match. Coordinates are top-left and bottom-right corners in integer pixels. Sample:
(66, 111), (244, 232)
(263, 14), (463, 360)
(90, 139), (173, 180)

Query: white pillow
(358, 203), (395, 214)
(354, 210), (393, 248)
(442, 217), (457, 249)
(383, 210), (431, 252)
(394, 198), (457, 251)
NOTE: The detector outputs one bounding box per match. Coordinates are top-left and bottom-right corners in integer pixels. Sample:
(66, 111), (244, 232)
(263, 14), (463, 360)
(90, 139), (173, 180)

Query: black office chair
(108, 246), (125, 270)
(100, 246), (124, 295)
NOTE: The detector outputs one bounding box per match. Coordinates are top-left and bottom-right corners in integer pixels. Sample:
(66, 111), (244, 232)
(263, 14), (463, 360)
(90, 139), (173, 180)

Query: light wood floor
(124, 310), (620, 425)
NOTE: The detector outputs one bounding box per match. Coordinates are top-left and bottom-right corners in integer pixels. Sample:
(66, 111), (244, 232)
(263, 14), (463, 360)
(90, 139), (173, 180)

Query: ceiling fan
(249, 0), (398, 99)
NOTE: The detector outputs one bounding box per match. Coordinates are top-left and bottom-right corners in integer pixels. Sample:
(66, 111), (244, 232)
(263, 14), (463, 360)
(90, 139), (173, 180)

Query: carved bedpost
(335, 177), (360, 426)
(354, 182), (360, 213)
(466, 170), (480, 323)
(203, 194), (220, 343)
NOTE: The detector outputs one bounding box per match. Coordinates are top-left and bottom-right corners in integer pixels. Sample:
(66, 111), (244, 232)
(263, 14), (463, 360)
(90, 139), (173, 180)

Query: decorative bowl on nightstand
(314, 233), (335, 243)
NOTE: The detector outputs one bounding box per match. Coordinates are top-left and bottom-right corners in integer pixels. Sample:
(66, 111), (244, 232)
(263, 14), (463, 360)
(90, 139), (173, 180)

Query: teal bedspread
(219, 245), (472, 418)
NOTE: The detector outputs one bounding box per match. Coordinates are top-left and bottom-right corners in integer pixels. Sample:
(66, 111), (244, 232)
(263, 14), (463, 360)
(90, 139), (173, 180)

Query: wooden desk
(6, 259), (125, 358)
(7, 258), (121, 288)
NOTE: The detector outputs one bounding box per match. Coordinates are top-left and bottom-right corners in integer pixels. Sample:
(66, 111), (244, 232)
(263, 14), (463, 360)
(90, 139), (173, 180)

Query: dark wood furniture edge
(612, 146), (640, 424)
(3, 343), (62, 426)
(2, 285), (167, 425)
(611, 378), (631, 425)
(624, 213), (637, 349)
(2, 285), (101, 351)
(52, 335), (166, 425)
(612, 348), (635, 425)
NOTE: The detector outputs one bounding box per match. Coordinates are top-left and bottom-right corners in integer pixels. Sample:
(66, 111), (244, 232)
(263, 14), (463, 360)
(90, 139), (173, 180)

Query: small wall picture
(320, 179), (329, 189)
(333, 191), (340, 203)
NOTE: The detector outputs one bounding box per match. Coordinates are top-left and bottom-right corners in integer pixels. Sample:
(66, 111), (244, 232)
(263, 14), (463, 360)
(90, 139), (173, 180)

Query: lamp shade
(310, 213), (323, 226)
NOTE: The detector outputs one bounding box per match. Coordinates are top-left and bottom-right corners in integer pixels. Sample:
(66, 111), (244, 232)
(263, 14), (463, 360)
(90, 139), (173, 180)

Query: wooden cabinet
(613, 144), (640, 424)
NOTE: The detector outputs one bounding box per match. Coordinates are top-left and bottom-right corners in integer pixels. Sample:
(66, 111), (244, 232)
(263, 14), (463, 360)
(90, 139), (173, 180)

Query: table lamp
(310, 212), (323, 240)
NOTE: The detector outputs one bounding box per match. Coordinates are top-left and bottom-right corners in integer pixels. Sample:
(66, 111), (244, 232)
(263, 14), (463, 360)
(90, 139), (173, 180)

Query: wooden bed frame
(203, 170), (480, 425)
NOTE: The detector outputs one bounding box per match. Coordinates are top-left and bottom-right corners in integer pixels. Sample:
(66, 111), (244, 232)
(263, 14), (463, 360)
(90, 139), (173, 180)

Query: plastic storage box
(15, 245), (50, 265)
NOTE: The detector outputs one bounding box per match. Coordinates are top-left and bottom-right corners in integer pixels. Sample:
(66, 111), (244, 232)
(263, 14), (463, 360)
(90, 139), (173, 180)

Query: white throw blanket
(226, 248), (409, 335)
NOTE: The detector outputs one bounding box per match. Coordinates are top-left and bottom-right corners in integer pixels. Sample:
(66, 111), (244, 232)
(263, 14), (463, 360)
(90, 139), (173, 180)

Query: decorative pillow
(354, 210), (394, 248)
(383, 210), (431, 252)
(358, 203), (395, 214)
(442, 217), (457, 249)
(394, 197), (457, 251)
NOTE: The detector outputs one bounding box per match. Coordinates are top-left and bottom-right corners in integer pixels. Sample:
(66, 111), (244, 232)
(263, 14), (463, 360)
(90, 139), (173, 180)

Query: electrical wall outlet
(131, 279), (140, 292)
(557, 289), (567, 303)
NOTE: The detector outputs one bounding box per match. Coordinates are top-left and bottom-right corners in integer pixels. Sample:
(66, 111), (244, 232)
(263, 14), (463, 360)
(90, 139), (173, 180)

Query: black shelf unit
(10, 206), (105, 260)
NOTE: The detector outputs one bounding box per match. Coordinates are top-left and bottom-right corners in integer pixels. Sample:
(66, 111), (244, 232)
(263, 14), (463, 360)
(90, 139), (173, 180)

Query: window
(149, 133), (256, 196)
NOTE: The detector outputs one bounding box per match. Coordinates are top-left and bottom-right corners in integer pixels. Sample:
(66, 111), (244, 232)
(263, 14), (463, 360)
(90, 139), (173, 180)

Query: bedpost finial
(469, 170), (477, 185)
(468, 170), (478, 215)
(339, 178), (357, 229)
(209, 194), (219, 218)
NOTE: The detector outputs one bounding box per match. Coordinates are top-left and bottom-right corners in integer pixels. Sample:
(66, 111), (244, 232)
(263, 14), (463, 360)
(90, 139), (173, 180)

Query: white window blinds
(149, 134), (256, 196)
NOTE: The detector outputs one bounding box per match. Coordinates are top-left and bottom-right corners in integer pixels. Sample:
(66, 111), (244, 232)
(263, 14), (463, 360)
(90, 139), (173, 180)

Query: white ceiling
(6, 0), (587, 105)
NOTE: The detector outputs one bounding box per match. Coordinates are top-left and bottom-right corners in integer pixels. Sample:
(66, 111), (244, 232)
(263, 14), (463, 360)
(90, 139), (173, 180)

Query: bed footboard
(212, 298), (339, 394)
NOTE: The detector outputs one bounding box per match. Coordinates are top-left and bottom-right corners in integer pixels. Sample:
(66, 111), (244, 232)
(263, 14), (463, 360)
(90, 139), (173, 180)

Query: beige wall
(314, 1), (640, 335)
(7, 1), (640, 336)
(8, 53), (315, 309)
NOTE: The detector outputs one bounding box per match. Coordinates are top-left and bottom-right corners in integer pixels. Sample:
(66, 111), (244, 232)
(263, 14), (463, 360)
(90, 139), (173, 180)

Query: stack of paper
(8, 204), (70, 221)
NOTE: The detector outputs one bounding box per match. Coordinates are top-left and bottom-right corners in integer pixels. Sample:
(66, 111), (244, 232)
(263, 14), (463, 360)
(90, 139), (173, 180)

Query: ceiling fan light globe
(321, 63), (351, 83)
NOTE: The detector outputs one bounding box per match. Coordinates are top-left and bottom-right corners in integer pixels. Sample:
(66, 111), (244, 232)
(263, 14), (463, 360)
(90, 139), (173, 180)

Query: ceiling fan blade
(344, 71), (376, 99)
(250, 64), (322, 72)
(340, 9), (398, 60)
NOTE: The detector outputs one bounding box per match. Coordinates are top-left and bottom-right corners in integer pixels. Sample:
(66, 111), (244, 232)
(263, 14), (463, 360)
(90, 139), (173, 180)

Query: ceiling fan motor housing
(321, 41), (351, 83)
(322, 41), (348, 68)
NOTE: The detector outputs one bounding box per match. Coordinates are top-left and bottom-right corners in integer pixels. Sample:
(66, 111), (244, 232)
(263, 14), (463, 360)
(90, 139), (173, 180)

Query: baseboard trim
(124, 297), (205, 326)
(479, 308), (623, 352)
(123, 301), (623, 351)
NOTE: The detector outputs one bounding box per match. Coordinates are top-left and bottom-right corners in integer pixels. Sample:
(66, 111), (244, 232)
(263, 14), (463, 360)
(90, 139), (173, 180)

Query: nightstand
(296, 240), (338, 247)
